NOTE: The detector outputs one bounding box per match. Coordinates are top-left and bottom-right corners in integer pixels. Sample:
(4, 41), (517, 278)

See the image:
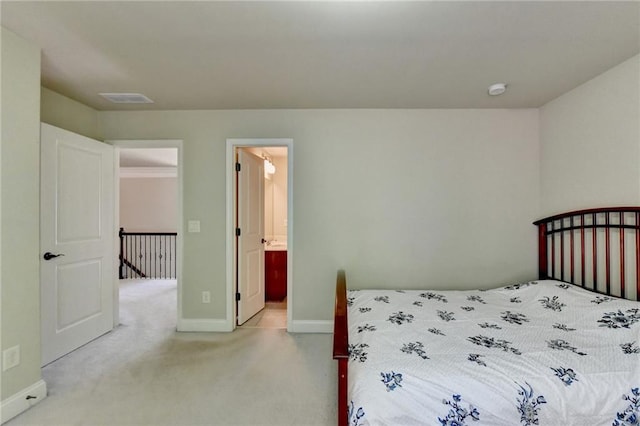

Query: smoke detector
(99, 93), (154, 104)
(488, 83), (507, 96)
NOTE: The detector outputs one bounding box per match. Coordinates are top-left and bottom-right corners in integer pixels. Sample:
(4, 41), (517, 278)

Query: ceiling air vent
(99, 93), (154, 104)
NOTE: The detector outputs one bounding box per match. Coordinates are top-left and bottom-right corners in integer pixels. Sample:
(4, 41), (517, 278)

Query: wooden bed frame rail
(332, 270), (349, 426)
(334, 207), (640, 425)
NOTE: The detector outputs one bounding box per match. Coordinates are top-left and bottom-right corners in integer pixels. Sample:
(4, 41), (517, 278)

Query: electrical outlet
(2, 345), (20, 371)
(202, 291), (211, 304)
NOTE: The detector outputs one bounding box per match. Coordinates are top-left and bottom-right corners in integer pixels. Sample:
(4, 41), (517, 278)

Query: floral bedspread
(346, 280), (640, 426)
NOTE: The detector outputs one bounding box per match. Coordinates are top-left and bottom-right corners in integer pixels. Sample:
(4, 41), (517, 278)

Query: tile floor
(240, 300), (287, 328)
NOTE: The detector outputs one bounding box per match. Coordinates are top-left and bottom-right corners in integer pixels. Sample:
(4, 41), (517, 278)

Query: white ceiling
(2, 1), (639, 110)
(246, 146), (288, 159)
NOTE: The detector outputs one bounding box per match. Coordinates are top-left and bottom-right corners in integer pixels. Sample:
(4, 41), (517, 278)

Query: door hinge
(236, 228), (241, 237)
(236, 293), (241, 301)
(235, 162), (241, 172)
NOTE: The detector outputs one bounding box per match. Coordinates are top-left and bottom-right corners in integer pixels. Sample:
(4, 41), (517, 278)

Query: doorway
(226, 139), (293, 332)
(111, 140), (183, 327)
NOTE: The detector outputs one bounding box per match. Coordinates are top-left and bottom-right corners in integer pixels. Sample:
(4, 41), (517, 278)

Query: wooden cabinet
(265, 251), (287, 301)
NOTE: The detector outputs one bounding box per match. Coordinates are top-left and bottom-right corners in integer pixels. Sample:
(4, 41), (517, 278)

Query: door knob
(43, 252), (64, 261)
(261, 238), (268, 244)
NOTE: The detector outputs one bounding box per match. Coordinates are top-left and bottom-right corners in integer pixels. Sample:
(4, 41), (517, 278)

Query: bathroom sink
(265, 240), (287, 251)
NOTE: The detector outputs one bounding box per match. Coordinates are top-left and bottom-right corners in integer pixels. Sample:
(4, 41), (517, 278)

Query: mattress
(347, 280), (640, 425)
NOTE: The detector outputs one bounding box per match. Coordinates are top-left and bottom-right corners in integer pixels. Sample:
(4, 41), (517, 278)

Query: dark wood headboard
(534, 207), (640, 301)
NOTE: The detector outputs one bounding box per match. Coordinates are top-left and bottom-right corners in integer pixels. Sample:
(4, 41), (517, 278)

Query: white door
(237, 149), (265, 324)
(40, 123), (114, 365)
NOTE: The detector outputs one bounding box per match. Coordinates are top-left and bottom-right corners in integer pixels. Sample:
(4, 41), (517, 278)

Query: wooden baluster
(551, 220), (555, 279)
(592, 213), (597, 291)
(580, 214), (585, 288)
(620, 212), (625, 298)
(560, 218), (565, 281)
(605, 212), (611, 295)
(570, 216), (575, 283)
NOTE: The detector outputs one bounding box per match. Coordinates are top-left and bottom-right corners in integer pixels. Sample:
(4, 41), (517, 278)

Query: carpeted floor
(7, 279), (336, 426)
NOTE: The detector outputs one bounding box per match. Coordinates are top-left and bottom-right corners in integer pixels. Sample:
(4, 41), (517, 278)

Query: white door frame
(226, 138), (293, 332)
(108, 139), (184, 327)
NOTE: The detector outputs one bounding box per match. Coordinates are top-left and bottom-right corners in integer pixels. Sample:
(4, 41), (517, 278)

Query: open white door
(236, 149), (265, 325)
(40, 123), (114, 365)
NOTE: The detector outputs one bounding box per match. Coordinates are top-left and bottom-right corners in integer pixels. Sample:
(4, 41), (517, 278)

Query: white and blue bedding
(347, 280), (640, 426)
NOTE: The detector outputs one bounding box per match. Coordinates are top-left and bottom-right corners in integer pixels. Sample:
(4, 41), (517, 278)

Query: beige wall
(100, 109), (540, 322)
(41, 87), (103, 141)
(540, 54), (640, 216)
(120, 177), (177, 232)
(265, 156), (287, 241)
(1, 28), (42, 400)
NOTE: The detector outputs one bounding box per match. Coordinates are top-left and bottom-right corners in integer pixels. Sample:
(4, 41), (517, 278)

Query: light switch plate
(188, 220), (201, 233)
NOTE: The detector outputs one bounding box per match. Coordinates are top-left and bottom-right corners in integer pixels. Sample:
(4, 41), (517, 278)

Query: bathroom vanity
(265, 244), (287, 301)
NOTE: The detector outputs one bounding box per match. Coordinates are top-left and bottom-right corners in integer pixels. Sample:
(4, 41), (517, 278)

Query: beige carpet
(7, 280), (336, 426)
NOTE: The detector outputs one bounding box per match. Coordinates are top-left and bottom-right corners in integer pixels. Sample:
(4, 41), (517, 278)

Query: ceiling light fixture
(99, 93), (154, 104)
(488, 83), (507, 96)
(264, 159), (276, 175)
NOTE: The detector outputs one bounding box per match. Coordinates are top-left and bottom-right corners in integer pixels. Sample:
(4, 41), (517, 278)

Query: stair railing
(119, 228), (177, 279)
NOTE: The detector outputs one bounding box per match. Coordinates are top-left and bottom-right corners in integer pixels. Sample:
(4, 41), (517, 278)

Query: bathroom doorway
(226, 139), (293, 332)
(241, 146), (288, 328)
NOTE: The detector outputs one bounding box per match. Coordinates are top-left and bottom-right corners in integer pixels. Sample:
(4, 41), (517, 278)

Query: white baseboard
(177, 318), (333, 333)
(1, 379), (47, 424)
(288, 320), (333, 333)
(177, 318), (231, 332)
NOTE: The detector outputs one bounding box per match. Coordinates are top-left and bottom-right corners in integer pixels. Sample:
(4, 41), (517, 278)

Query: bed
(333, 207), (640, 426)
